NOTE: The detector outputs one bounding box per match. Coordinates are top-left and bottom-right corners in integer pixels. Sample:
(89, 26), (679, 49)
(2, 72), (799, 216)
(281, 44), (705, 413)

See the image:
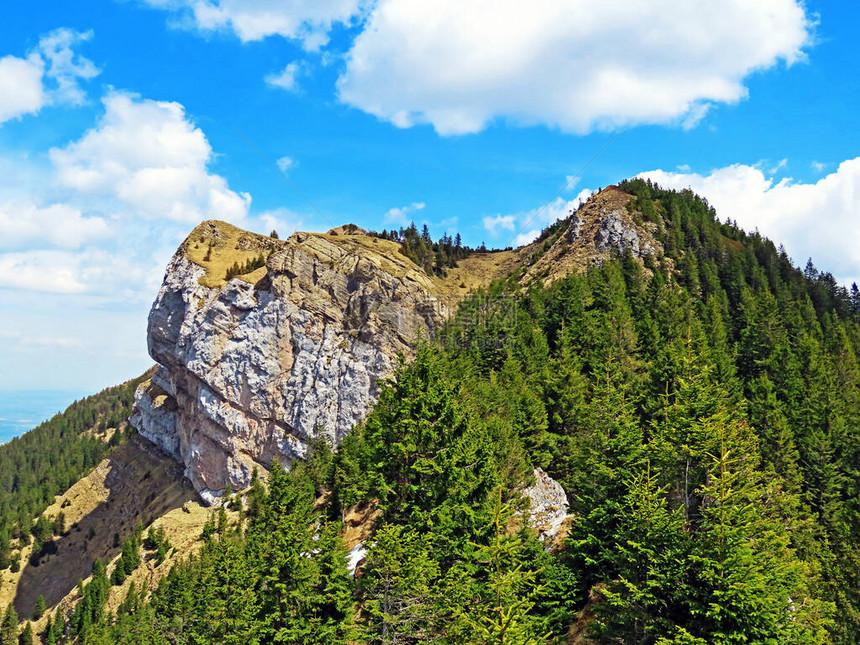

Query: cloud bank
(338, 0), (812, 135)
(50, 91), (251, 224)
(484, 188), (593, 247)
(384, 201), (426, 226)
(0, 84), (253, 297)
(141, 0), (812, 136)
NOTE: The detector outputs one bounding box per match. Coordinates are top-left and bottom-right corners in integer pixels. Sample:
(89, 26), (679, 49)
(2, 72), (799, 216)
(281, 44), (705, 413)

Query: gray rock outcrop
(520, 185), (659, 285)
(523, 468), (572, 543)
(566, 215), (583, 243)
(131, 223), (449, 500)
(595, 209), (641, 255)
(594, 208), (656, 257)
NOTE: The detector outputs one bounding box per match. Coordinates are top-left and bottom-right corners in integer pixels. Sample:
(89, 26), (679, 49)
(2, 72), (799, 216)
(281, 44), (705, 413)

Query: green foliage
(143, 526), (172, 565)
(224, 254), (267, 280)
(0, 373), (148, 570)
(687, 424), (832, 643)
(111, 533), (142, 585)
(591, 469), (689, 642)
(14, 181), (860, 644)
(44, 610), (63, 645)
(17, 621), (32, 645)
(0, 605), (18, 645)
(372, 224), (473, 276)
(70, 558), (110, 638)
(360, 525), (441, 643)
(31, 595), (45, 621)
(445, 489), (551, 644)
(358, 346), (516, 530)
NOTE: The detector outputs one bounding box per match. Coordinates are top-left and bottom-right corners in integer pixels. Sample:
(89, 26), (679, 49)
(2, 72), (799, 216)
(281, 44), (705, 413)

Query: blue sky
(0, 0), (858, 392)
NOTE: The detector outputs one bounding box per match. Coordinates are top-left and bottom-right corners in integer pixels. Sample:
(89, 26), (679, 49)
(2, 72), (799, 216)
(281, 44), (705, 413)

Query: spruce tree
(446, 488), (550, 645)
(0, 606), (18, 645)
(17, 622), (32, 645)
(688, 417), (833, 643)
(589, 469), (688, 642)
(31, 596), (45, 621)
(361, 525), (440, 644)
(47, 611), (63, 645)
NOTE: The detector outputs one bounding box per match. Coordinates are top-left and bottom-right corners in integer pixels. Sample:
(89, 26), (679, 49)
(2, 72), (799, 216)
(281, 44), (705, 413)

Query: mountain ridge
(130, 185), (661, 501)
(5, 178), (860, 643)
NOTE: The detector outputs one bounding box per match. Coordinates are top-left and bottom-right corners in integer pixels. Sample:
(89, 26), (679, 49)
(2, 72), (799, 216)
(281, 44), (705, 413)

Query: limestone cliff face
(131, 222), (450, 501)
(131, 188), (661, 502)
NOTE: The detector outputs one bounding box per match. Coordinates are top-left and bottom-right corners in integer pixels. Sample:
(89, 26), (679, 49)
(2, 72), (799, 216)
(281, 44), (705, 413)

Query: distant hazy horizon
(0, 389), (90, 444)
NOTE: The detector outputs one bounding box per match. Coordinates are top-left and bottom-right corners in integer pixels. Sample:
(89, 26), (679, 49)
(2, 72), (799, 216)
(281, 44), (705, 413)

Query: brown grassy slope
(5, 434), (200, 618)
(520, 186), (658, 286)
(182, 220), (284, 288)
(101, 500), (213, 615)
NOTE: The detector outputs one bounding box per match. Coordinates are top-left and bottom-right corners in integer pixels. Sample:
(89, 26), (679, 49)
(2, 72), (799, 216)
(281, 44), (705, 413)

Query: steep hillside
(6, 180), (860, 644)
(0, 186), (658, 638)
(3, 434), (201, 618)
(519, 185), (658, 285)
(0, 375), (149, 584)
(47, 178), (860, 645)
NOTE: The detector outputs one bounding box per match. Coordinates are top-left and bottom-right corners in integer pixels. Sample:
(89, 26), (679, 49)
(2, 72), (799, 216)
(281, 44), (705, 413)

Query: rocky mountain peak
(519, 185), (658, 285)
(132, 221), (456, 502)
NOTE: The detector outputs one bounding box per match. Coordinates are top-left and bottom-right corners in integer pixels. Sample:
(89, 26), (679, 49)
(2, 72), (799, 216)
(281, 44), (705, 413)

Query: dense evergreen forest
(0, 374), (148, 576)
(372, 223), (474, 275)
(5, 180), (860, 644)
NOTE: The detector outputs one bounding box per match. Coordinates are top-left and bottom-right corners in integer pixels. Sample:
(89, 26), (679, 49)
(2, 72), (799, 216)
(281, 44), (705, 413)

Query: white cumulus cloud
(0, 54), (45, 124)
(142, 0), (364, 49)
(266, 63), (302, 91)
(638, 159), (860, 284)
(50, 91), (251, 223)
(0, 250), (88, 294)
(276, 156), (296, 172)
(0, 87), (256, 302)
(0, 28), (98, 125)
(37, 28), (100, 106)
(338, 0), (812, 135)
(482, 214), (516, 235)
(490, 188), (593, 247)
(258, 208), (304, 239)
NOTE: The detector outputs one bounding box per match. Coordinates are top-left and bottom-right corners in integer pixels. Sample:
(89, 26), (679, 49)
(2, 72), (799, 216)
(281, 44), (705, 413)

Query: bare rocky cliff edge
(130, 186), (659, 503)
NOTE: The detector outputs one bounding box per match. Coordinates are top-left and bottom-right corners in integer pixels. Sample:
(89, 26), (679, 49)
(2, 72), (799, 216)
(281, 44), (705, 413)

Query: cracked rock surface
(131, 224), (449, 500)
